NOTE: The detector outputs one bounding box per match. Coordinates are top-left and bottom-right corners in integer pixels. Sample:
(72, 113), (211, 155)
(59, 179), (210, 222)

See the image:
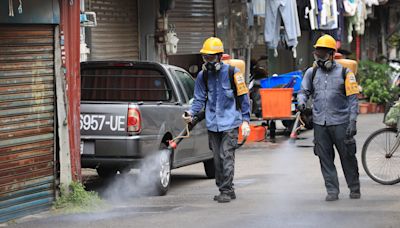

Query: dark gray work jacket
(298, 62), (358, 126)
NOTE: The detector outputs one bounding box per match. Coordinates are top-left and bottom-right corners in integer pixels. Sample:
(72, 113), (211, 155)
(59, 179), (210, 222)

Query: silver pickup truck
(80, 61), (214, 195)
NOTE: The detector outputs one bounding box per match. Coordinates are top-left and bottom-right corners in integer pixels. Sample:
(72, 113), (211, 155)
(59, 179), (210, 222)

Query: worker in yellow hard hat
(297, 34), (361, 201)
(313, 34), (337, 70)
(182, 37), (251, 203)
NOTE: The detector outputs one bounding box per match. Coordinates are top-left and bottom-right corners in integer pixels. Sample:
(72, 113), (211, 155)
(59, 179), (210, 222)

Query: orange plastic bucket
(260, 88), (293, 119)
(238, 125), (266, 142)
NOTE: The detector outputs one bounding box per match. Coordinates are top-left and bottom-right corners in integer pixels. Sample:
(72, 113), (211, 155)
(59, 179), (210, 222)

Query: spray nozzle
(168, 140), (177, 150)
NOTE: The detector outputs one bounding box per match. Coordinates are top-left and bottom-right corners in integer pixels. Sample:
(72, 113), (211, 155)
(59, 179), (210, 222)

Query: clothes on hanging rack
(319, 0), (339, 30)
(298, 0), (312, 31)
(337, 0), (345, 41)
(343, 0), (357, 16)
(264, 0), (301, 54)
(253, 0), (265, 17)
(347, 0), (367, 43)
(247, 2), (254, 27)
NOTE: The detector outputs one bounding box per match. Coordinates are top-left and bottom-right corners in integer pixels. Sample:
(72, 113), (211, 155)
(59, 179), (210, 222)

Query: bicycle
(361, 120), (400, 185)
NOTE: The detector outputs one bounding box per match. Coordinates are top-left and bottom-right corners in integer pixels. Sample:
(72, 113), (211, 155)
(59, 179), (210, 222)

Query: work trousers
(314, 123), (360, 195)
(208, 128), (238, 194)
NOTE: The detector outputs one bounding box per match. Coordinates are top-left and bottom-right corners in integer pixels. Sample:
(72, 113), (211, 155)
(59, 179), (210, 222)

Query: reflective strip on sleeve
(345, 72), (360, 96)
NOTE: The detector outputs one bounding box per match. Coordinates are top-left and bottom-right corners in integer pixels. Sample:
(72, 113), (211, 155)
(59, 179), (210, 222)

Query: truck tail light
(127, 105), (141, 133)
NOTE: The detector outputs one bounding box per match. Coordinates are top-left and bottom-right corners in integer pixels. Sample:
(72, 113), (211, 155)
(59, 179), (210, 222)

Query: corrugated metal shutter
(86, 0), (139, 60)
(168, 0), (215, 55)
(0, 25), (55, 223)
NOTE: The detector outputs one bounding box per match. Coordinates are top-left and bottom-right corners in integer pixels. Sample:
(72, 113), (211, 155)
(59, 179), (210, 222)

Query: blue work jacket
(189, 63), (251, 132)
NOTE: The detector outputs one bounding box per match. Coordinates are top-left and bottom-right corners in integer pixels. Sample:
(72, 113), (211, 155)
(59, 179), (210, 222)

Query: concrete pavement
(7, 113), (400, 228)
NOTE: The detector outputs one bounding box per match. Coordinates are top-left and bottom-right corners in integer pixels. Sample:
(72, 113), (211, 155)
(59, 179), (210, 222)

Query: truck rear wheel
(203, 159), (215, 179)
(151, 149), (171, 196)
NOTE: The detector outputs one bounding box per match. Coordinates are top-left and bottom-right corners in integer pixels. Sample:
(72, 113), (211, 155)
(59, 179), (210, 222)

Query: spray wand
(168, 111), (247, 150)
(289, 111), (305, 143)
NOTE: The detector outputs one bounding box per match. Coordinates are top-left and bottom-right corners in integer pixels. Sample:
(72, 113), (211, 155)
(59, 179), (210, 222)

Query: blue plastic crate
(260, 71), (303, 92)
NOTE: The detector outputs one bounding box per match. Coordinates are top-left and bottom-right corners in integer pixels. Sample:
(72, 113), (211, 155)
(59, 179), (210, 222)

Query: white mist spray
(102, 149), (171, 202)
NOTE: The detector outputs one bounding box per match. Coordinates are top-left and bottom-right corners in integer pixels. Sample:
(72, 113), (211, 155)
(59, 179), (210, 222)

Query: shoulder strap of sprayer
(203, 65), (240, 110)
(310, 66), (347, 93)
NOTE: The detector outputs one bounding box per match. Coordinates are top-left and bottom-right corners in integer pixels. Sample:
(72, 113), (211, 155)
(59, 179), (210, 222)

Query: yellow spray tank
(336, 58), (358, 75)
(334, 53), (358, 75)
(221, 54), (246, 77)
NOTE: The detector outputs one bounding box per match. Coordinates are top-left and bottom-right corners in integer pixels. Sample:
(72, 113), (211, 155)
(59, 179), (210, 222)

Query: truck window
(174, 70), (195, 101)
(81, 68), (174, 102)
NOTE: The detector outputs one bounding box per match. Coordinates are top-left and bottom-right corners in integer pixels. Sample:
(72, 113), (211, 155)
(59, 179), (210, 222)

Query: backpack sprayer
(168, 110), (247, 150)
(168, 55), (248, 150)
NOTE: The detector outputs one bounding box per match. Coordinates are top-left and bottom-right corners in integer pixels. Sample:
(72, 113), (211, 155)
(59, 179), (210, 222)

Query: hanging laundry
(319, 0), (338, 30)
(292, 0), (301, 37)
(307, 0), (341, 43)
(264, 0), (301, 57)
(343, 0), (357, 16)
(307, 0), (319, 30)
(253, 0), (265, 17)
(297, 0), (312, 31)
(347, 0), (367, 43)
(8, 0), (14, 17)
(365, 0), (379, 6)
(337, 0), (345, 41)
(247, 2), (254, 27)
(355, 0), (367, 34)
(18, 0), (23, 14)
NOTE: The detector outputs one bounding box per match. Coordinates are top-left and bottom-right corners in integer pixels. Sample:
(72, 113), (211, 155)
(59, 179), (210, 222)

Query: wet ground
(7, 114), (400, 228)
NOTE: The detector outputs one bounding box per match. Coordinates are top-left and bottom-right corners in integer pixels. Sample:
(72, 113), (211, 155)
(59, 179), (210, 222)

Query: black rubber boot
(217, 193), (231, 203)
(350, 191), (361, 199)
(214, 192), (236, 201)
(325, 194), (339, 201)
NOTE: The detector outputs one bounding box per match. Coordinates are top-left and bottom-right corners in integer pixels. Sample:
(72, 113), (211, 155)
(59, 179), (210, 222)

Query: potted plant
(358, 61), (397, 113)
(359, 102), (369, 114)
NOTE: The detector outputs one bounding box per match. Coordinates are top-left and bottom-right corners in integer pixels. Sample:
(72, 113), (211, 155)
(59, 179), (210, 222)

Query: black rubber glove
(346, 120), (357, 138)
(297, 103), (306, 113)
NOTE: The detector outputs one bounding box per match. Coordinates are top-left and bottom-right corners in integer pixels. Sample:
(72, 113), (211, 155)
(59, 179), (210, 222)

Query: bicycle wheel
(362, 128), (400, 185)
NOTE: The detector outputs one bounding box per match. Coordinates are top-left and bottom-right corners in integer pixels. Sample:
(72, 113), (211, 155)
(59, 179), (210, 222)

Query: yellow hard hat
(314, 35), (337, 51)
(200, 37), (224, 54)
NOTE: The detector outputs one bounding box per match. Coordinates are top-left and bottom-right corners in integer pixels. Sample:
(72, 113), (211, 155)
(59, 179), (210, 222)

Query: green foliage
(358, 60), (398, 104)
(385, 102), (400, 126)
(53, 182), (107, 214)
(388, 33), (400, 48)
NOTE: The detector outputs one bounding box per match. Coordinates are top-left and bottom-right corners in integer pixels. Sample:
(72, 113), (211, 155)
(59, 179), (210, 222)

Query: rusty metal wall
(0, 25), (55, 223)
(85, 0), (139, 60)
(60, 0), (81, 181)
(168, 0), (215, 55)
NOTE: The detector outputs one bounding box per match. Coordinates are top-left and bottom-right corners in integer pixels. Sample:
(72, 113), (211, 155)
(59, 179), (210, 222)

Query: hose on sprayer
(168, 110), (247, 150)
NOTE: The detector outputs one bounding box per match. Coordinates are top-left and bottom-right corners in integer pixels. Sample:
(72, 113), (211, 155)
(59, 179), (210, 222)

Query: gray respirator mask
(202, 54), (222, 72)
(314, 50), (334, 71)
